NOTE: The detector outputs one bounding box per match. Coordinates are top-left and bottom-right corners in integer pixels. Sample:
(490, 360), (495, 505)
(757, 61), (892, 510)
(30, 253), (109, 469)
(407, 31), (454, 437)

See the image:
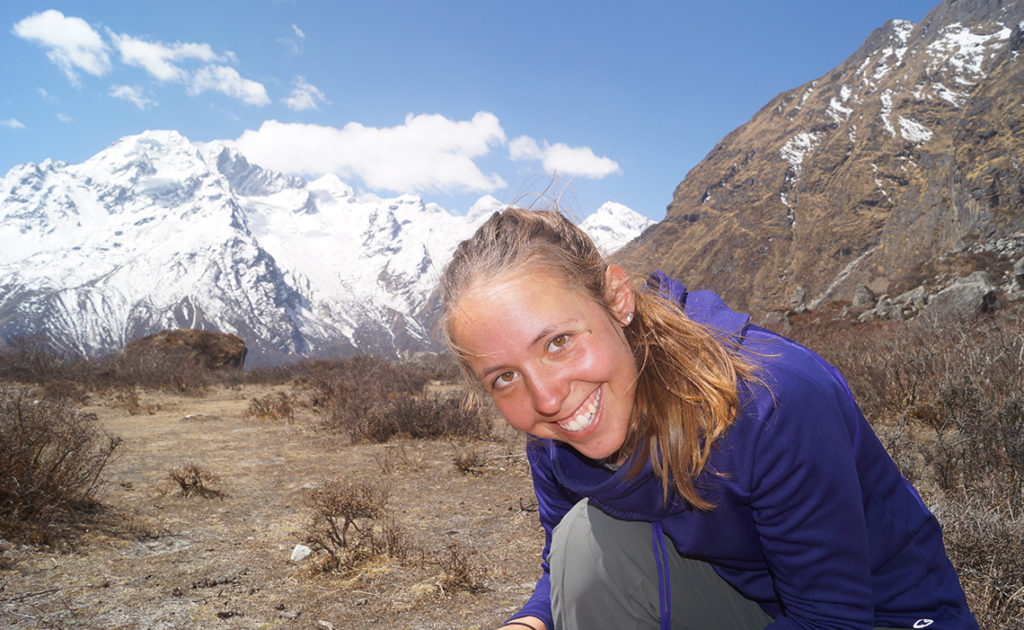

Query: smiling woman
(447, 265), (638, 462)
(438, 208), (978, 630)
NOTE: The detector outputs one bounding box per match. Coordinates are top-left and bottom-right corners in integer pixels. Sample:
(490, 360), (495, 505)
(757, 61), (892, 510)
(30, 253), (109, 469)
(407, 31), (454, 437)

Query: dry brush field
(1, 371), (547, 629)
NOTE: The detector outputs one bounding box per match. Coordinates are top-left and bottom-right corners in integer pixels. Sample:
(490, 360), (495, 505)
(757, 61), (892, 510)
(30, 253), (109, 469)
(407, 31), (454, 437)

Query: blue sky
(2, 1), (942, 221)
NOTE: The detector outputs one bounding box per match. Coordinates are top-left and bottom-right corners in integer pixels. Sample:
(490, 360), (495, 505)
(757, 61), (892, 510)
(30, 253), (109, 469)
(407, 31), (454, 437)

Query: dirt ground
(0, 384), (545, 629)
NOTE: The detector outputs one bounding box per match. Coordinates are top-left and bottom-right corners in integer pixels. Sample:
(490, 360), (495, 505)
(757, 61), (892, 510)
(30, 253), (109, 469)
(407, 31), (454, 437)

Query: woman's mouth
(557, 387), (601, 433)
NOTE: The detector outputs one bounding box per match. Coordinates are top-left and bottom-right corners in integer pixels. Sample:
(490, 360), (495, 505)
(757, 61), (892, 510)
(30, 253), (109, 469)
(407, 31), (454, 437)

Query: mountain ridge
(622, 0), (1024, 318)
(0, 130), (653, 365)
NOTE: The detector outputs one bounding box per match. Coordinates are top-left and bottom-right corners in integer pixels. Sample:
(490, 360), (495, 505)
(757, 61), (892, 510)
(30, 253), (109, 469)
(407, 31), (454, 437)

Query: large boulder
(126, 329), (247, 369)
(895, 285), (929, 311)
(956, 271), (996, 289)
(851, 285), (877, 309)
(919, 274), (999, 321)
(857, 294), (904, 322)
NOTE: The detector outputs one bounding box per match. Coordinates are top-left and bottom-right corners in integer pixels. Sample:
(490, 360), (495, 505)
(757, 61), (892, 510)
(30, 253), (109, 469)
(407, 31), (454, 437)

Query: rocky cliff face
(623, 0), (1024, 318)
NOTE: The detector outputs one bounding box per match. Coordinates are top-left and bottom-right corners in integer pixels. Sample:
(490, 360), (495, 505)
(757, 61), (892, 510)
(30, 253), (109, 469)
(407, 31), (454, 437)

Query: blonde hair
(440, 208), (756, 510)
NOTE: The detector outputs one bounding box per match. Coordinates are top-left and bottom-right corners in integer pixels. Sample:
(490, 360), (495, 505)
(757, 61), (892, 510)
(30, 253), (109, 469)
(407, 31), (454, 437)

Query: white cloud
(284, 77), (328, 111)
(189, 65), (270, 106)
(12, 10), (111, 85)
(509, 135), (621, 179)
(109, 84), (155, 110)
(17, 12), (268, 109)
(109, 32), (221, 82)
(56, 113), (73, 123)
(37, 87), (59, 103)
(279, 23), (305, 54)
(232, 112), (507, 193)
(2, 119), (27, 129)
(508, 136), (543, 161)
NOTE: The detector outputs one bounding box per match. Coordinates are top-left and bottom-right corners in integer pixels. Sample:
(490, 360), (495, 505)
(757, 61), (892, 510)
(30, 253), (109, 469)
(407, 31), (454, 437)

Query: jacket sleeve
(506, 439), (581, 629)
(748, 352), (876, 630)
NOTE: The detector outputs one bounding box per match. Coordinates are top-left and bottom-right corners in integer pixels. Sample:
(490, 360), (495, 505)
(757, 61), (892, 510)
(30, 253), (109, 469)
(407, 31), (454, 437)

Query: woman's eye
(492, 371), (516, 389)
(549, 334), (568, 351)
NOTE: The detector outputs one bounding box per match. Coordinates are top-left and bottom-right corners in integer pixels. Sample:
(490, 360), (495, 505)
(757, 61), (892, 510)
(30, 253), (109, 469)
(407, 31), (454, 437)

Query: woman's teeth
(558, 389), (601, 433)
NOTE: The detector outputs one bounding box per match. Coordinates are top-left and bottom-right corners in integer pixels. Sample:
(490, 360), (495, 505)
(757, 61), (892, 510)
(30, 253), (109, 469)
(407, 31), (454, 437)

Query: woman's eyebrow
(529, 319), (576, 348)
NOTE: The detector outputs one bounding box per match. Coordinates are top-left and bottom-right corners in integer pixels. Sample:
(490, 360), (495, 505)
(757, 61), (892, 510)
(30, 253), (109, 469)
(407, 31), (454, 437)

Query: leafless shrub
(39, 378), (90, 404)
(244, 391), (295, 422)
(935, 491), (1024, 630)
(96, 348), (213, 395)
(345, 393), (492, 444)
(0, 336), (84, 385)
(302, 479), (411, 573)
(344, 402), (401, 443)
(374, 445), (426, 474)
(167, 464), (222, 498)
(436, 540), (484, 595)
(396, 394), (492, 441)
(309, 355), (431, 427)
(0, 337), (92, 404)
(0, 387), (121, 543)
(113, 387), (155, 415)
(401, 350), (462, 382)
(244, 359), (338, 386)
(247, 354), (432, 388)
(379, 515), (414, 563)
(452, 445), (488, 475)
(0, 337), (225, 396)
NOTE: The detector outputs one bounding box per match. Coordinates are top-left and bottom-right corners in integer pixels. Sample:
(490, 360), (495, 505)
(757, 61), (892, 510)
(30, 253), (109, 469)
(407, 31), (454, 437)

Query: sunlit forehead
(449, 270), (591, 379)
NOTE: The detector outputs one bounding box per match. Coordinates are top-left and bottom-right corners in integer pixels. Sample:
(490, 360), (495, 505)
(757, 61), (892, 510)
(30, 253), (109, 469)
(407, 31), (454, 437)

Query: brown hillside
(622, 0), (1024, 317)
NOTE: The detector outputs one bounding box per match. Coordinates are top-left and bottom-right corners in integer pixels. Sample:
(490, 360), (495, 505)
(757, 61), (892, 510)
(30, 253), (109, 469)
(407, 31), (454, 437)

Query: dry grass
(0, 382), (539, 629)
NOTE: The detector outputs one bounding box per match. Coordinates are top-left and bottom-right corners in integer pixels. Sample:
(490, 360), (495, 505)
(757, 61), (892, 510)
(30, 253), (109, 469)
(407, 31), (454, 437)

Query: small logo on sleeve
(913, 620), (934, 629)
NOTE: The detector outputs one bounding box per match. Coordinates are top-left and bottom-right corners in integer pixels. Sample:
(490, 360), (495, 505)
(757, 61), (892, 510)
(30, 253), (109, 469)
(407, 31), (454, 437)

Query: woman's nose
(528, 368), (569, 416)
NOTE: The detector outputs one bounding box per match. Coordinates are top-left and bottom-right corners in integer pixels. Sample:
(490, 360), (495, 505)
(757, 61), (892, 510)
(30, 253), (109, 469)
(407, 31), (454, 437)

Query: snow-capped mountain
(581, 199), (651, 254)
(0, 130), (650, 364)
(580, 201), (655, 254)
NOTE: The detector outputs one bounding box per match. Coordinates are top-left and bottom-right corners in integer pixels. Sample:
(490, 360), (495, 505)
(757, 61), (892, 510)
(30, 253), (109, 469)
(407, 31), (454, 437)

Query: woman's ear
(604, 264), (636, 327)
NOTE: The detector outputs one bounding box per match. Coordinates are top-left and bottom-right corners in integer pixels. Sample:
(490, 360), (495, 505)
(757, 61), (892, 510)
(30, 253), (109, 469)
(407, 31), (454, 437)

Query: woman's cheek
(495, 397), (532, 433)
(570, 347), (602, 381)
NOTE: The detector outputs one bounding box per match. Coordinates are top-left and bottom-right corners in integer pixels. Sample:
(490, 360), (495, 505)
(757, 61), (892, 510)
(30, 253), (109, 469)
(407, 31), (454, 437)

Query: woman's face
(449, 266), (638, 461)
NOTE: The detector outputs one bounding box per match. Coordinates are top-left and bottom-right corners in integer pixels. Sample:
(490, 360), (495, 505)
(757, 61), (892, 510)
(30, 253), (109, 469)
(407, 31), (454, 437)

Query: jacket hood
(539, 439), (690, 519)
(647, 271), (751, 342)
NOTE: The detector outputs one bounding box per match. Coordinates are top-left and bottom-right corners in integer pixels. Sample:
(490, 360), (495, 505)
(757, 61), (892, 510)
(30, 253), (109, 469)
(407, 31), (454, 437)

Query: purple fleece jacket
(512, 273), (976, 630)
